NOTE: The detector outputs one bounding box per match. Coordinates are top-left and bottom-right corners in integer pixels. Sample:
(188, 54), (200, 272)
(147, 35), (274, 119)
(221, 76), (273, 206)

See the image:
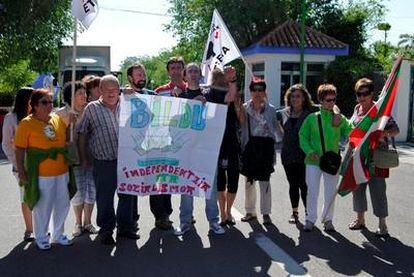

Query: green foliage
(166, 0), (290, 62)
(397, 33), (414, 60)
(325, 56), (382, 116)
(0, 0), (73, 73)
(119, 50), (174, 90)
(0, 60), (37, 106)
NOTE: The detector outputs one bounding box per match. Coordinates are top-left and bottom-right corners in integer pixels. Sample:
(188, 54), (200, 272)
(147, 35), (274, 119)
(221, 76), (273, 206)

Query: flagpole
(70, 18), (78, 142)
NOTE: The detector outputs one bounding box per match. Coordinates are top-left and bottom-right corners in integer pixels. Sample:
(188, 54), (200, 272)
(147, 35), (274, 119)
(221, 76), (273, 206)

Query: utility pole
(299, 0), (306, 83)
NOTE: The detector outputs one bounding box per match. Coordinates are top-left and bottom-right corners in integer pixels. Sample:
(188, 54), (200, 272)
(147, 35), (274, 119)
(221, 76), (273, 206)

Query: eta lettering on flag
(71, 0), (98, 29)
(337, 57), (403, 196)
(201, 9), (242, 85)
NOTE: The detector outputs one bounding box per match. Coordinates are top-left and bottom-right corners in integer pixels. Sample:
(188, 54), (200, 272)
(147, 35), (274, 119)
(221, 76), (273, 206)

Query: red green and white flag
(338, 57), (403, 196)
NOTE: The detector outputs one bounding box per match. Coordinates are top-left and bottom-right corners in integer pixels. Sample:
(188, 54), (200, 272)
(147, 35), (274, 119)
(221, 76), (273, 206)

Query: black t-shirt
(204, 87), (240, 167)
(179, 88), (203, 99)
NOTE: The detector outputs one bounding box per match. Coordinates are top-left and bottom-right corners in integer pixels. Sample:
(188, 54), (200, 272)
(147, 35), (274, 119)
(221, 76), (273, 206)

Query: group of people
(1, 56), (399, 251)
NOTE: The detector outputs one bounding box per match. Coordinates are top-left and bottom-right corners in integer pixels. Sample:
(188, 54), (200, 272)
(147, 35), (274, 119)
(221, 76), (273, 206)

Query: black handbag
(240, 115), (275, 181)
(317, 114), (341, 175)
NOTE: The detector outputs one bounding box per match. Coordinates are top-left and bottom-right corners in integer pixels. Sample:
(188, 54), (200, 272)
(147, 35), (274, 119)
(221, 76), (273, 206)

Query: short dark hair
(30, 89), (51, 114)
(13, 87), (33, 122)
(127, 63), (146, 77)
(166, 56), (185, 72)
(62, 81), (85, 105)
(249, 78), (266, 91)
(83, 76), (101, 98)
(317, 84), (337, 101)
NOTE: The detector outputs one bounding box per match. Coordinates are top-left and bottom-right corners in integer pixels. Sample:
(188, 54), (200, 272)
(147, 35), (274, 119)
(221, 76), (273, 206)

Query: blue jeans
(179, 174), (219, 225)
(93, 160), (135, 234)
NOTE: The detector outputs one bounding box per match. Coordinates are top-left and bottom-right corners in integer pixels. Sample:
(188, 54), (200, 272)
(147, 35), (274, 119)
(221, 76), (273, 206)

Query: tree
(0, 60), (36, 106)
(0, 0), (73, 73)
(119, 50), (173, 90)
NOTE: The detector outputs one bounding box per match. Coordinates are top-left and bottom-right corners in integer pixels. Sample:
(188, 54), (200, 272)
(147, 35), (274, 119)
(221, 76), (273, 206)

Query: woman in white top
(1, 87), (34, 241)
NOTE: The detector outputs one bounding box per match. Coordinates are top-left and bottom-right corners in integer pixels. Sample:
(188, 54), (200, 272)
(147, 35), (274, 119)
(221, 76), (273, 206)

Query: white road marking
(255, 233), (311, 277)
(232, 207), (311, 277)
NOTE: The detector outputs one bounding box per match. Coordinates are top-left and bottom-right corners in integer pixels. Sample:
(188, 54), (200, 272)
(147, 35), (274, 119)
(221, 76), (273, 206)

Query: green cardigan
(20, 147), (77, 210)
(299, 109), (353, 166)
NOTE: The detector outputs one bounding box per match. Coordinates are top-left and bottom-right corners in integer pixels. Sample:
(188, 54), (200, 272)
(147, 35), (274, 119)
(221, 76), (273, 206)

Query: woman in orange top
(15, 89), (73, 250)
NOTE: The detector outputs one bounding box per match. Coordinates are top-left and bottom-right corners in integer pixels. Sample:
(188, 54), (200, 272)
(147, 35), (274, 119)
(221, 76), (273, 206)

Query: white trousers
(305, 165), (338, 224)
(244, 179), (271, 215)
(33, 172), (70, 241)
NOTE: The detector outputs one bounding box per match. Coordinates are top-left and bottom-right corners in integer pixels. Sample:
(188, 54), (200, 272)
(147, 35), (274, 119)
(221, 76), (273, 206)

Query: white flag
(201, 9), (242, 85)
(71, 0), (99, 29)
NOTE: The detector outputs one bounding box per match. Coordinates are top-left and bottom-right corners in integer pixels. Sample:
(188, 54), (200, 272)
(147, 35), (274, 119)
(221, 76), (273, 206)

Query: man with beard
(124, 64), (156, 230)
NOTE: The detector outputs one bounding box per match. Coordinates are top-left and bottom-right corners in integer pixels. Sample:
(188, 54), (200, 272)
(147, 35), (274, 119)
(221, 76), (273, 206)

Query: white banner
(201, 9), (242, 85)
(117, 94), (227, 199)
(71, 0), (99, 29)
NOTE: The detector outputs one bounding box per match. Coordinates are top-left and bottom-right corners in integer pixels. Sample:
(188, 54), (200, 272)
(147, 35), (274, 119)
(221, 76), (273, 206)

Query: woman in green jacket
(299, 84), (353, 232)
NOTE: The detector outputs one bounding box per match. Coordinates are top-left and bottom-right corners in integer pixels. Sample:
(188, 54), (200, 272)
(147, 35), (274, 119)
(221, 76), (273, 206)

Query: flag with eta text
(71, 0), (99, 29)
(337, 57), (403, 196)
(201, 9), (242, 85)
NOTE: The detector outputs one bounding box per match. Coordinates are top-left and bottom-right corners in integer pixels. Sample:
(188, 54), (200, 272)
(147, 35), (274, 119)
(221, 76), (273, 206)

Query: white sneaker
(36, 238), (51, 250)
(52, 235), (73, 246)
(174, 224), (191, 236)
(209, 222), (225, 235)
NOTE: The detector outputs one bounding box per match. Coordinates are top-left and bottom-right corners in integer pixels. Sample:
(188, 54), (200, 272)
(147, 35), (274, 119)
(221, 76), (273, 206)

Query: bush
(325, 56), (383, 117)
(0, 91), (16, 107)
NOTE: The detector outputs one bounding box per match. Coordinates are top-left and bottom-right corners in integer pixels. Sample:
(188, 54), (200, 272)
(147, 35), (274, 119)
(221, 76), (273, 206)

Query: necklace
(34, 114), (56, 140)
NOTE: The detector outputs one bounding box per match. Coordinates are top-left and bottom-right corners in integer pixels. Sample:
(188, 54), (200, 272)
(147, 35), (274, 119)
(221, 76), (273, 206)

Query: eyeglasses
(356, 91), (371, 97)
(324, 98), (336, 103)
(40, 100), (53, 105)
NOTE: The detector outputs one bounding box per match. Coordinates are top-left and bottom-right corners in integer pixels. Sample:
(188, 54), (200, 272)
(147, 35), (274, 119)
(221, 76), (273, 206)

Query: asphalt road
(0, 145), (413, 277)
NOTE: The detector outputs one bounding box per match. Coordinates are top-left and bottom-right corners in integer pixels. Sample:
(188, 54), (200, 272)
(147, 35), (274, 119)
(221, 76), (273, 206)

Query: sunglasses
(356, 91), (371, 97)
(40, 100), (53, 105)
(324, 98), (336, 103)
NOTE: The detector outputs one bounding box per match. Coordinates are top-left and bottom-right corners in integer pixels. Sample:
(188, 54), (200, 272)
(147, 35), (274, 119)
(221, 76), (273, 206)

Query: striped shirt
(77, 99), (120, 161)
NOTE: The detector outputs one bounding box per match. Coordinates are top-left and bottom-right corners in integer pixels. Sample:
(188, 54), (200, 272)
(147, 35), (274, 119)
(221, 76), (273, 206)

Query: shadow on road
(0, 226), (273, 277)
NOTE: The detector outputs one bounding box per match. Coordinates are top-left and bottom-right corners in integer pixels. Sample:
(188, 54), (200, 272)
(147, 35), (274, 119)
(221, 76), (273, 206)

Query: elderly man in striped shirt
(77, 75), (138, 245)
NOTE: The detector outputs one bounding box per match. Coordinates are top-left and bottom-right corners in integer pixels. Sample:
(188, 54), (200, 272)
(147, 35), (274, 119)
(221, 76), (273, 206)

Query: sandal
(348, 220), (366, 230)
(288, 212), (299, 224)
(241, 213), (257, 222)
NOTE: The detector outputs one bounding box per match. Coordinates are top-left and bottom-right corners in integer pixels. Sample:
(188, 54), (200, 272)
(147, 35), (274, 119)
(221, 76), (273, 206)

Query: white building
(242, 20), (349, 108)
(241, 21), (414, 142)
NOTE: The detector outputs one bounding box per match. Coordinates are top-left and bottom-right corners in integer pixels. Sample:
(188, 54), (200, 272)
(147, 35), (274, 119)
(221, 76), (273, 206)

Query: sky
(64, 0), (176, 71)
(65, 0), (414, 71)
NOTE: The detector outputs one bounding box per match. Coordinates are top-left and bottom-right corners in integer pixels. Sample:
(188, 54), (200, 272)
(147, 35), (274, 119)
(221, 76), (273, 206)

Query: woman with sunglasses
(2, 87), (34, 241)
(15, 89), (75, 250)
(299, 84), (353, 232)
(348, 78), (399, 237)
(240, 78), (282, 225)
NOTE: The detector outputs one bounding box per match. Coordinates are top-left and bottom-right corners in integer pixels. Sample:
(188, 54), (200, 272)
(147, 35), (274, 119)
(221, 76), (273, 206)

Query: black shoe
(117, 231), (140, 240)
(155, 219), (173, 230)
(191, 216), (196, 224)
(226, 217), (236, 226)
(23, 231), (34, 242)
(100, 234), (116, 245)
